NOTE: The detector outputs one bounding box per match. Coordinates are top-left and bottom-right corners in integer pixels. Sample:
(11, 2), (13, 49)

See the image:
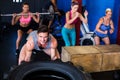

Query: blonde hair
(105, 8), (112, 13)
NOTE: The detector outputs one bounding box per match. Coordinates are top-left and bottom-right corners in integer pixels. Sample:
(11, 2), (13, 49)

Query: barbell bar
(0, 12), (59, 17)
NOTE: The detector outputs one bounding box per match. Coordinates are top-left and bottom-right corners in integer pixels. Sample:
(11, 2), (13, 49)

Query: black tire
(82, 39), (94, 45)
(8, 61), (87, 80)
(81, 38), (95, 46)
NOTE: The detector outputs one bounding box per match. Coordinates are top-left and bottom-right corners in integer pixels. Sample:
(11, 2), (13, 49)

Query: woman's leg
(94, 36), (100, 45)
(16, 30), (23, 50)
(27, 29), (33, 34)
(70, 28), (76, 46)
(61, 27), (70, 46)
(102, 37), (110, 45)
(16, 29), (23, 63)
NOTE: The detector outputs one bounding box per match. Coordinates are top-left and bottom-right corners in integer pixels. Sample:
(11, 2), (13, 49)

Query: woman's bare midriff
(20, 23), (30, 27)
(64, 24), (75, 29)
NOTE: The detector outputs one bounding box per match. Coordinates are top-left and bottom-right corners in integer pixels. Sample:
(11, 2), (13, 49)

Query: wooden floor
(0, 26), (119, 80)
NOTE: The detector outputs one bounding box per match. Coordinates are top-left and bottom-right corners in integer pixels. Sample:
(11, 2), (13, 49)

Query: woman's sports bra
(99, 17), (111, 31)
(94, 17), (111, 37)
(70, 11), (78, 24)
(19, 13), (32, 24)
(67, 10), (79, 25)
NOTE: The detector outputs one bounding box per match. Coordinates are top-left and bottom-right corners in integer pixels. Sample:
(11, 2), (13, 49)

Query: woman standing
(94, 8), (114, 45)
(11, 2), (40, 55)
(62, 1), (88, 46)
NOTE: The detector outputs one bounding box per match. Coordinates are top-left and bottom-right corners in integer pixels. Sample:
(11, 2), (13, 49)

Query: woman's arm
(66, 11), (78, 24)
(31, 12), (40, 23)
(109, 20), (114, 34)
(11, 13), (20, 25)
(96, 18), (107, 34)
(78, 10), (88, 23)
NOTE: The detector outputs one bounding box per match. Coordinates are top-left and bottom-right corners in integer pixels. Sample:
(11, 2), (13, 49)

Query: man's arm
(18, 44), (27, 65)
(18, 36), (34, 65)
(50, 0), (61, 16)
(50, 35), (60, 60)
(50, 0), (58, 11)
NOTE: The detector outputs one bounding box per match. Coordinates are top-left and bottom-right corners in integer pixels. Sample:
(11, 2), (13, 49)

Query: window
(13, 0), (22, 3)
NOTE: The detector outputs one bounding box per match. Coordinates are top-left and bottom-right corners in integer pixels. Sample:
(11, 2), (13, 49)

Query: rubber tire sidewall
(8, 61), (86, 80)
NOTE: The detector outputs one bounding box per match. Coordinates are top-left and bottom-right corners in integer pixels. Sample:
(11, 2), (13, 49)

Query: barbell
(0, 12), (59, 16)
(0, 5), (57, 17)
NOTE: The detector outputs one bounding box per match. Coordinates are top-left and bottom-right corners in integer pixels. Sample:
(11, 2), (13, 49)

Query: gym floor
(0, 25), (119, 80)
